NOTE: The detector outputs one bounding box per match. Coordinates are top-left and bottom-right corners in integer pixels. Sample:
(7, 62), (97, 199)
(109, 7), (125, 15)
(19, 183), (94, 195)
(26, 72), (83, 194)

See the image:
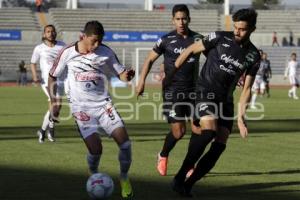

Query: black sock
(174, 130), (216, 183)
(160, 131), (179, 157)
(185, 142), (226, 190)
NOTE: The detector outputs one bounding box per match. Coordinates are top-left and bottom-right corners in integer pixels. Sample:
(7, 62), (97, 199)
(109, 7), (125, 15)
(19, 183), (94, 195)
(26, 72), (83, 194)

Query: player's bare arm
(237, 74), (255, 138)
(30, 63), (39, 83)
(175, 40), (205, 69)
(136, 50), (159, 97)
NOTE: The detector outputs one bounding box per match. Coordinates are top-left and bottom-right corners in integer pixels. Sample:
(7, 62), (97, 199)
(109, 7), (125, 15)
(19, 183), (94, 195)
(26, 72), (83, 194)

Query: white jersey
(31, 41), (66, 86)
(285, 60), (298, 77)
(49, 42), (126, 107)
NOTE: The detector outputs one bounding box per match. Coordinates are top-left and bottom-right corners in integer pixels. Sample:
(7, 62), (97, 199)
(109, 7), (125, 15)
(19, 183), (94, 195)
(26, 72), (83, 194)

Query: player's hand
(126, 68), (135, 81)
(237, 116), (248, 139)
(237, 74), (245, 88)
(136, 81), (145, 99)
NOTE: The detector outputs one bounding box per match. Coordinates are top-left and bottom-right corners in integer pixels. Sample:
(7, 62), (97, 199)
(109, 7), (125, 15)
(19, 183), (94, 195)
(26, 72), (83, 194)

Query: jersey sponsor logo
(208, 32), (216, 41)
(75, 72), (102, 82)
(174, 47), (186, 54)
(222, 43), (230, 48)
(170, 40), (177, 44)
(199, 104), (208, 112)
(167, 35), (176, 38)
(73, 111), (90, 121)
(169, 110), (176, 117)
(219, 65), (236, 75)
(220, 54), (242, 69)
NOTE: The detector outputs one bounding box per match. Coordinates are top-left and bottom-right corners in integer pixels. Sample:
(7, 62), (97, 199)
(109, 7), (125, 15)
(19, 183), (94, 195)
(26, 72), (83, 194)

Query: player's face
(291, 54), (296, 61)
(43, 27), (56, 42)
(172, 11), (190, 35)
(83, 34), (103, 52)
(233, 21), (254, 44)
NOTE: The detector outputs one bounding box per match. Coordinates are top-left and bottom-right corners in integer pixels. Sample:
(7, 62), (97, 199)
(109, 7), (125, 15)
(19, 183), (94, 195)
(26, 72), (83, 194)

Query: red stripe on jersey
(49, 42), (76, 76)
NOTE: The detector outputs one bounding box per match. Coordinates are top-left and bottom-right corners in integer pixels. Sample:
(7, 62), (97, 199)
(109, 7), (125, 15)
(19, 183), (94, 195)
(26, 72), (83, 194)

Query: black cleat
(171, 178), (193, 198)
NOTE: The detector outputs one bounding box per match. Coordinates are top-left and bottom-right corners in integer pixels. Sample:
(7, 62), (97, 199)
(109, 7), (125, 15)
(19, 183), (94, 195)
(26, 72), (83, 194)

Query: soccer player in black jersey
(136, 4), (203, 176)
(166, 8), (261, 196)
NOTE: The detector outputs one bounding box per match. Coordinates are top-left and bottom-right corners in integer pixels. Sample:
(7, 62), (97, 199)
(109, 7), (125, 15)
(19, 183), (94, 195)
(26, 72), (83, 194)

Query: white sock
(292, 86), (297, 97)
(251, 93), (257, 107)
(41, 110), (50, 131)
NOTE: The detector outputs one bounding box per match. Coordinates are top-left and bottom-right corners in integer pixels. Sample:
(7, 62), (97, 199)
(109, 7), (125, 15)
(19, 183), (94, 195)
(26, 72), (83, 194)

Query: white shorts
(71, 100), (124, 139)
(289, 75), (299, 86)
(252, 76), (266, 91)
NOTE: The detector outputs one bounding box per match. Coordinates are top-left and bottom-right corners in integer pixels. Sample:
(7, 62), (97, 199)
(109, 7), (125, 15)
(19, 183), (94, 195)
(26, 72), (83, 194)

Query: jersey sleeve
(49, 48), (69, 78)
(201, 31), (221, 51)
(31, 45), (40, 64)
(152, 37), (165, 55)
(245, 59), (260, 77)
(107, 50), (126, 76)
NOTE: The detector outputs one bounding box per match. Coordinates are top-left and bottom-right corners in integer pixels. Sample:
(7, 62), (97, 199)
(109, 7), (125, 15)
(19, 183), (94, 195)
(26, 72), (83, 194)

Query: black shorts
(194, 91), (234, 132)
(162, 90), (195, 123)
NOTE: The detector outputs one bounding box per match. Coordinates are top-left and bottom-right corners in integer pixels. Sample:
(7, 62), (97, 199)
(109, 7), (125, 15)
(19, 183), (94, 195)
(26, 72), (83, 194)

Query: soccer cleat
(120, 177), (133, 199)
(250, 105), (257, 109)
(156, 153), (168, 176)
(37, 129), (45, 143)
(47, 128), (55, 142)
(293, 96), (299, 100)
(171, 178), (193, 198)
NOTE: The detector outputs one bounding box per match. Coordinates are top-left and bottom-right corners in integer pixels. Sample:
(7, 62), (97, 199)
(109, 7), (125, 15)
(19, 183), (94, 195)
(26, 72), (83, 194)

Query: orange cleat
(157, 153), (168, 176)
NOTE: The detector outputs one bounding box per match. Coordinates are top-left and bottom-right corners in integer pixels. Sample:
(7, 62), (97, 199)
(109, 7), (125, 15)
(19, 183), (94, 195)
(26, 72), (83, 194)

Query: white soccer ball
(86, 173), (114, 199)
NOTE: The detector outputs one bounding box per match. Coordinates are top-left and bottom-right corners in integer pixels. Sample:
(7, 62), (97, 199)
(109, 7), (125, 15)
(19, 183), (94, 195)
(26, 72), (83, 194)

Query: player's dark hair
(43, 24), (56, 33)
(291, 52), (297, 57)
(83, 21), (105, 36)
(232, 8), (257, 29)
(172, 4), (190, 19)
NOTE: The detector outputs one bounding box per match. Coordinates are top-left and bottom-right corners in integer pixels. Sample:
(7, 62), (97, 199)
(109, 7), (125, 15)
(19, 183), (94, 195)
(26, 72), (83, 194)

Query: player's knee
(119, 140), (131, 150)
(172, 130), (185, 139)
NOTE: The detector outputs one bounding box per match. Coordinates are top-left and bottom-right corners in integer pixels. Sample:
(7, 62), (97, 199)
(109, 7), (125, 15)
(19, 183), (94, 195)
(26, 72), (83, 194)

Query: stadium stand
(48, 8), (220, 33)
(0, 7), (40, 30)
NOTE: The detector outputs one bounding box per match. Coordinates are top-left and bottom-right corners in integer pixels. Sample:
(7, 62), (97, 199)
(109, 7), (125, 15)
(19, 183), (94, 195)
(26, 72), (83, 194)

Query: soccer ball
(86, 173), (114, 199)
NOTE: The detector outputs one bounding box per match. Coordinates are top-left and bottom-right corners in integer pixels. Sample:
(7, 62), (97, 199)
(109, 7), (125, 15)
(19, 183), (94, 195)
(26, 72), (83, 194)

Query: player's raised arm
(175, 40), (205, 70)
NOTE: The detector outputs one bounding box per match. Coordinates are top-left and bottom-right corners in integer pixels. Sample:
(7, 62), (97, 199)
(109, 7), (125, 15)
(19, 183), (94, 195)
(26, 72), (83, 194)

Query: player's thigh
(218, 101), (234, 136)
(195, 98), (218, 131)
(99, 103), (125, 140)
(111, 127), (129, 146)
(83, 132), (102, 154)
(215, 126), (230, 144)
(170, 121), (186, 139)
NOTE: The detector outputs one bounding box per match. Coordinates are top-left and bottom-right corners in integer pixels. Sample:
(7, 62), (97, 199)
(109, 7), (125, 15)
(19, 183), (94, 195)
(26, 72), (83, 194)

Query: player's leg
(83, 133), (102, 174)
(157, 121), (186, 176)
(184, 126), (229, 194)
(37, 85), (52, 143)
(250, 80), (259, 109)
(74, 108), (101, 174)
(172, 115), (216, 195)
(183, 102), (233, 195)
(158, 95), (187, 176)
(101, 102), (133, 199)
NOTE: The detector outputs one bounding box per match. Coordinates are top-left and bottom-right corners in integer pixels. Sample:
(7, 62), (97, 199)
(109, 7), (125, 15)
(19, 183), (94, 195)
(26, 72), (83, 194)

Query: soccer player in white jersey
(31, 24), (65, 143)
(284, 52), (299, 99)
(48, 21), (134, 199)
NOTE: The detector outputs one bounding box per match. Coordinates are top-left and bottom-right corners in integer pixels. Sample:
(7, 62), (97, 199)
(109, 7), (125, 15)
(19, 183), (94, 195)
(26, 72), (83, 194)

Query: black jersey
(257, 59), (270, 76)
(198, 31), (260, 101)
(153, 30), (203, 90)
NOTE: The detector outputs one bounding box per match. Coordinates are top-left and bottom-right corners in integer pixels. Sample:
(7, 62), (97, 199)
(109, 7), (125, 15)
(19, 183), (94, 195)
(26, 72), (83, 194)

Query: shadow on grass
(209, 169), (300, 177)
(0, 166), (299, 200)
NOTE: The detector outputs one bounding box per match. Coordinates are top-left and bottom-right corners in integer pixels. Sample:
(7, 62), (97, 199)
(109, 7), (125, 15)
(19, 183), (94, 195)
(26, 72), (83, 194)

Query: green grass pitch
(0, 86), (299, 200)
